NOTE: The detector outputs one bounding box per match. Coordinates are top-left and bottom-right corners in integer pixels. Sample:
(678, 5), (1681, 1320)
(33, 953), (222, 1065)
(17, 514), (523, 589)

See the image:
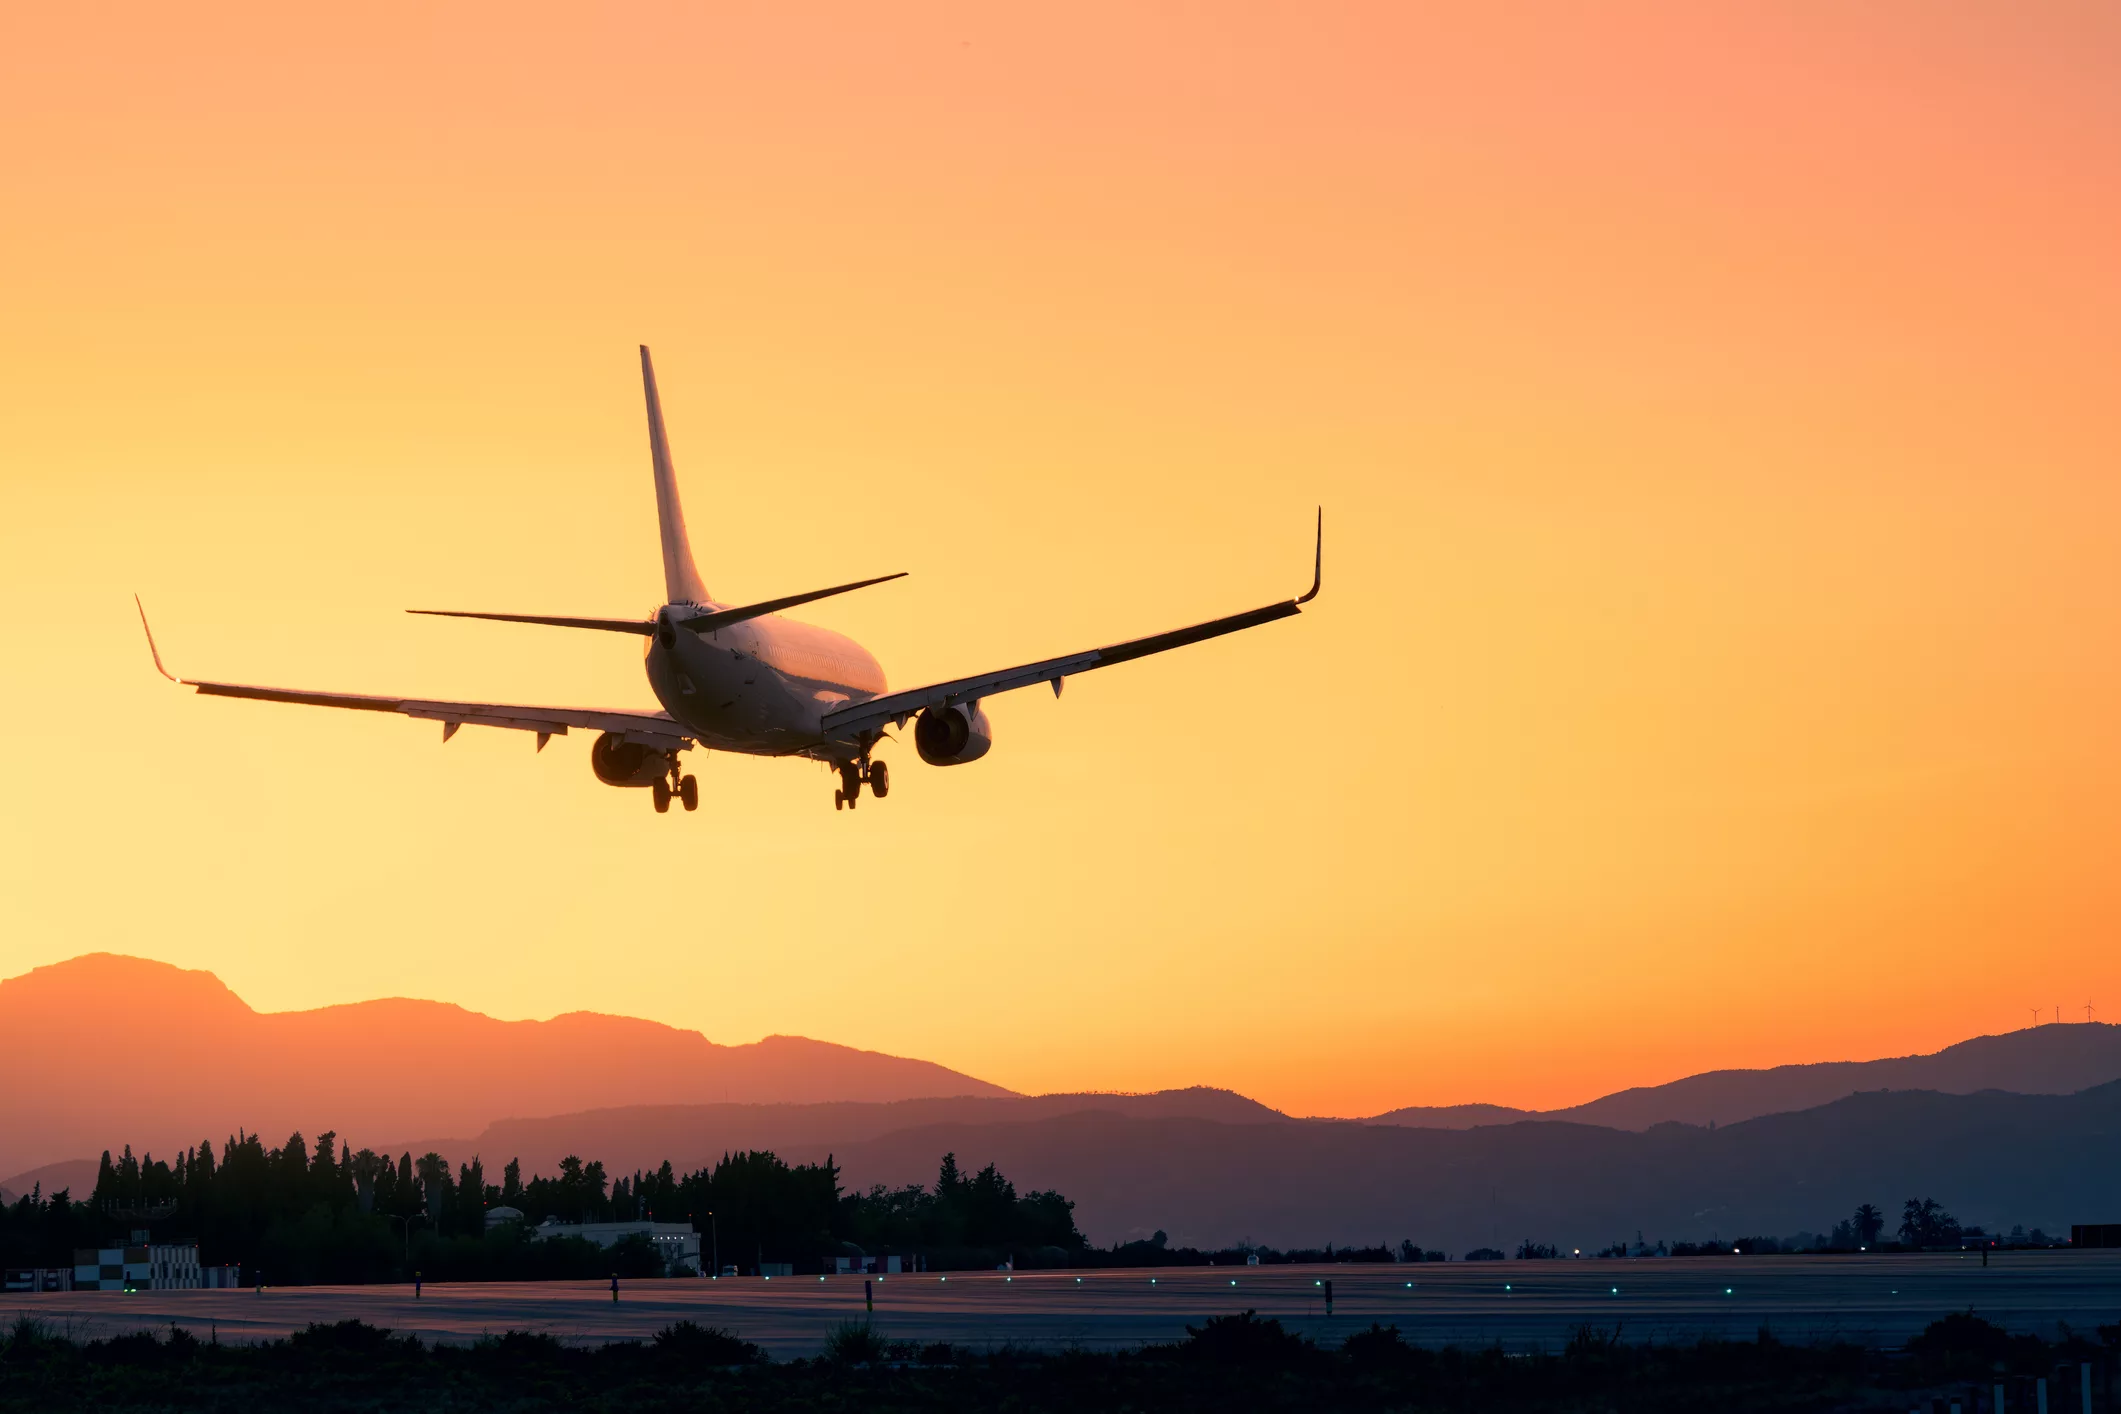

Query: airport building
(532, 1218), (701, 1274)
(4, 1267), (74, 1292)
(69, 1236), (239, 1291)
(835, 1254), (905, 1275)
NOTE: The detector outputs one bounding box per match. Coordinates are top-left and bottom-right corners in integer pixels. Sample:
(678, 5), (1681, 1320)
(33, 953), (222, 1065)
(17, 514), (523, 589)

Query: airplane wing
(136, 599), (694, 752)
(821, 511), (1321, 741)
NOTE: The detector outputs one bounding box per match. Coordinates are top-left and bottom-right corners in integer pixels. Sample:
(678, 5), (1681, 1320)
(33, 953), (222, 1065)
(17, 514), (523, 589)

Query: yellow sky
(3, 2), (2118, 1117)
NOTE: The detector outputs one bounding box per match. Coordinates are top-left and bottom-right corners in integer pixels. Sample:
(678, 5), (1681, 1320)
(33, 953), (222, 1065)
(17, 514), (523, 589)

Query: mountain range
(1369, 1023), (2121, 1131)
(7, 954), (2120, 1251)
(0, 953), (1008, 1180)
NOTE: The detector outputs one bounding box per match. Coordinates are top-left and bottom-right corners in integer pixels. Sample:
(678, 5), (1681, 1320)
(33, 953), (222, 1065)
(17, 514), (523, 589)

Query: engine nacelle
(914, 702), (993, 766)
(590, 732), (668, 788)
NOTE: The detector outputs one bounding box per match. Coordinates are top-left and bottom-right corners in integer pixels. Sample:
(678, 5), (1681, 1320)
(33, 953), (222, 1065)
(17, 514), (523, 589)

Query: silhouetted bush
(286, 1320), (406, 1356)
(475, 1330), (563, 1361)
(1905, 1310), (2046, 1377)
(1340, 1322), (1422, 1368)
(651, 1320), (765, 1366)
(1179, 1310), (1313, 1366)
(0, 1310), (2081, 1410)
(821, 1320), (889, 1365)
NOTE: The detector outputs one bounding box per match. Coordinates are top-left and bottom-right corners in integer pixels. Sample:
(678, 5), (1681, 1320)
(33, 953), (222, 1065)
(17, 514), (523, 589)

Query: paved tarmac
(10, 1252), (2118, 1357)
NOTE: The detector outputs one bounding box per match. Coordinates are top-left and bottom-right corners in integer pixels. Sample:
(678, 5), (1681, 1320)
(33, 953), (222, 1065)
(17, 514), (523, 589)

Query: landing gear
(650, 756), (698, 815)
(833, 758), (889, 810)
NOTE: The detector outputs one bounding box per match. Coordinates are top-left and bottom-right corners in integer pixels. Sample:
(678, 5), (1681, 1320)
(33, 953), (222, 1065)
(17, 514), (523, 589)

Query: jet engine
(590, 732), (668, 787)
(914, 702), (993, 766)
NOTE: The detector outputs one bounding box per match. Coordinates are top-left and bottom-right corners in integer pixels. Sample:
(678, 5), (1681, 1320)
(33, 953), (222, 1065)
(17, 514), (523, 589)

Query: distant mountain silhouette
(1361, 1102), (1532, 1128)
(384, 1086), (1289, 1179)
(376, 1084), (2121, 1250)
(1369, 1023), (2121, 1131)
(0, 1157), (99, 1207)
(826, 1083), (2121, 1249)
(15, 951), (2121, 1252)
(0, 954), (1010, 1177)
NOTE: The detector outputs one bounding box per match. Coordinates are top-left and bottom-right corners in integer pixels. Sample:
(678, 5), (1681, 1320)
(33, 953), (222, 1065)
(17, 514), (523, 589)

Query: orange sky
(4, 2), (2119, 1118)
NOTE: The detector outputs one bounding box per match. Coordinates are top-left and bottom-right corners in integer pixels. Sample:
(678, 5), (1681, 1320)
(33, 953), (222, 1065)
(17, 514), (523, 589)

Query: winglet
(1295, 507), (1323, 605)
(135, 595), (181, 682)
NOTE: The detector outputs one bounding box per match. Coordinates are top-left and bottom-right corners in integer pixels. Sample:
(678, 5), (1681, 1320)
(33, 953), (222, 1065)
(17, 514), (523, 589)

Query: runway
(10, 1252), (2118, 1357)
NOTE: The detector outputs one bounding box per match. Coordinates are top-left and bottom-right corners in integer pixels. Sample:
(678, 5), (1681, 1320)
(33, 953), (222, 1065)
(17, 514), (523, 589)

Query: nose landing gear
(833, 758), (889, 811)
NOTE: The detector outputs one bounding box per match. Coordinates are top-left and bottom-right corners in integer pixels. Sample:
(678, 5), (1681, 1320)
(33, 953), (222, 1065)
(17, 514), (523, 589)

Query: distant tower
(2029, 1007), (2043, 1027)
(2087, 1001), (2097, 1023)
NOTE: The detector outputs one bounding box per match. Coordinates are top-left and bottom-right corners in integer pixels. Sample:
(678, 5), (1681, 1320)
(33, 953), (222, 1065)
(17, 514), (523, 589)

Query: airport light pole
(386, 1212), (427, 1268)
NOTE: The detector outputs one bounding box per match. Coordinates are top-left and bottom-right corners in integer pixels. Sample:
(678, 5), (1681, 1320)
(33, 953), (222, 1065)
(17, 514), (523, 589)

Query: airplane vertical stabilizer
(639, 345), (711, 605)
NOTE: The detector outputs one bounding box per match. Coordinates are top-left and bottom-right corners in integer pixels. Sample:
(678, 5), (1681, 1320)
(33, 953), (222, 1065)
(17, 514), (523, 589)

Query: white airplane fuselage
(643, 603), (885, 759)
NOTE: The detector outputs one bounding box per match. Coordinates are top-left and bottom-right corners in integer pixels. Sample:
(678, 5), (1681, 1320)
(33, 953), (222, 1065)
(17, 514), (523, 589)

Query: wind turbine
(2087, 1001), (2098, 1023)
(2029, 1007), (2043, 1027)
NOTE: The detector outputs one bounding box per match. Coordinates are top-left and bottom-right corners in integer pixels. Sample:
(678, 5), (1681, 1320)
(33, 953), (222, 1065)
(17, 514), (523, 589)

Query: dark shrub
(478, 1329), (564, 1360)
(1181, 1310), (1312, 1366)
(288, 1320), (402, 1355)
(92, 1331), (169, 1366)
(2, 1315), (65, 1358)
(1907, 1310), (2045, 1375)
(653, 1320), (765, 1365)
(1341, 1322), (1419, 1367)
(822, 1321), (888, 1364)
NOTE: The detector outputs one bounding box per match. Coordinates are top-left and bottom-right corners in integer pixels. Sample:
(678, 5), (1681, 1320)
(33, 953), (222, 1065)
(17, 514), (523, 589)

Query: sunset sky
(4, 2), (2118, 1118)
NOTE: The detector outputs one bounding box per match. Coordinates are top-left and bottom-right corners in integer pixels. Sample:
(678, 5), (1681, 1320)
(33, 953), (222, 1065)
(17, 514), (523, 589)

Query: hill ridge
(0, 953), (1013, 1177)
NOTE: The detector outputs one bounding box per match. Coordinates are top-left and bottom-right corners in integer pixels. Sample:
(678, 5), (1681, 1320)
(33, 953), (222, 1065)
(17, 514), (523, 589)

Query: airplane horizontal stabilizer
(674, 572), (907, 636)
(406, 610), (654, 635)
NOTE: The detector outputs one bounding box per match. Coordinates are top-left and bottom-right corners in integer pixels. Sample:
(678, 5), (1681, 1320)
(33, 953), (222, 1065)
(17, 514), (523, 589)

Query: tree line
(0, 1130), (1086, 1284)
(1531, 1198), (2074, 1260)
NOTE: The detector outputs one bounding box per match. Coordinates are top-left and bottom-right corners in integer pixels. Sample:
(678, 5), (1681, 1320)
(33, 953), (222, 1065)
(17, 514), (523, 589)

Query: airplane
(137, 346), (1321, 814)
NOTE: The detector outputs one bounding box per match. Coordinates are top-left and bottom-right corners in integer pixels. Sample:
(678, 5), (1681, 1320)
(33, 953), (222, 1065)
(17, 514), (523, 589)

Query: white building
(834, 1254), (903, 1275)
(4, 1268), (73, 1292)
(72, 1241), (208, 1291)
(532, 1218), (700, 1274)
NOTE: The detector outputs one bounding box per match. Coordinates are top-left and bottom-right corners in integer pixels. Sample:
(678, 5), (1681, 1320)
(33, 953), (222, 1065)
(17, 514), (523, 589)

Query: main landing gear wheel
(836, 762), (861, 811)
(869, 760), (890, 798)
(679, 775), (699, 812)
(652, 780), (672, 814)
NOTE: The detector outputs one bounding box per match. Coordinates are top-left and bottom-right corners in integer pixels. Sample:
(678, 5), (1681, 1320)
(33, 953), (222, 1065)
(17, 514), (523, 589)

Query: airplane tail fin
(640, 345), (711, 605)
